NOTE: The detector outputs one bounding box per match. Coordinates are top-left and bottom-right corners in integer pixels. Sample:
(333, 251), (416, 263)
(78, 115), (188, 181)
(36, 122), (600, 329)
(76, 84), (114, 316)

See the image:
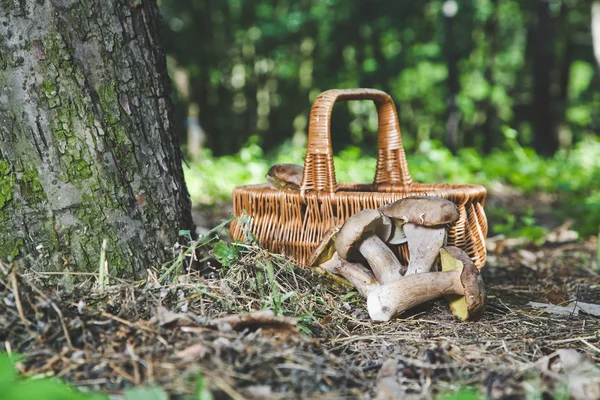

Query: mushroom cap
(266, 164), (304, 190)
(380, 196), (460, 226)
(307, 225), (341, 268)
(440, 246), (486, 321)
(381, 196), (460, 245)
(335, 209), (393, 260)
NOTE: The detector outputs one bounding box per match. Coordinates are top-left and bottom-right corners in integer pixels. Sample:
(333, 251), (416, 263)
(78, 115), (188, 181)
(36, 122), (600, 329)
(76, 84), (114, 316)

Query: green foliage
(185, 135), (600, 237)
(162, 0), (600, 157)
(195, 373), (214, 400)
(490, 207), (548, 244)
(159, 218), (235, 282)
(0, 354), (215, 400)
(437, 387), (483, 400)
(0, 353), (106, 400)
(211, 241), (241, 268)
(124, 386), (168, 400)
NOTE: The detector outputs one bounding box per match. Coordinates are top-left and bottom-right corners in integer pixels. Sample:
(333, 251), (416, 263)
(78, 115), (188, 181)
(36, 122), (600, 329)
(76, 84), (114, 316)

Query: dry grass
(1, 227), (599, 399)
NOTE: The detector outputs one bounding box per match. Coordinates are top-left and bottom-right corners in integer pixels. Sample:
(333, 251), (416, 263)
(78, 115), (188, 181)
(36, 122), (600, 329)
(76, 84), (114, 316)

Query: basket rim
(233, 181), (487, 193)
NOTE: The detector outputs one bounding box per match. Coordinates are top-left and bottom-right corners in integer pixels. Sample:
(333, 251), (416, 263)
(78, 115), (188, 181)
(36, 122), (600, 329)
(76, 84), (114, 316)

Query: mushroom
(366, 246), (486, 322)
(439, 246), (486, 321)
(320, 253), (380, 297)
(335, 209), (403, 284)
(379, 196), (460, 275)
(265, 164), (304, 190)
(308, 225), (379, 297)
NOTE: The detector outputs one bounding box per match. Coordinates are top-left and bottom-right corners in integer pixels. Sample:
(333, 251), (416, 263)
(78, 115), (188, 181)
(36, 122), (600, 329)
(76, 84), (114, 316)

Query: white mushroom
(319, 253), (380, 297)
(335, 209), (403, 284)
(379, 196), (460, 275)
(367, 246), (486, 322)
(308, 226), (379, 297)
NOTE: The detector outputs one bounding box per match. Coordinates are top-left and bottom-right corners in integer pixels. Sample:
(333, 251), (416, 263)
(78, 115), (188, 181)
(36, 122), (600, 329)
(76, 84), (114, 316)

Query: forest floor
(2, 190), (600, 399)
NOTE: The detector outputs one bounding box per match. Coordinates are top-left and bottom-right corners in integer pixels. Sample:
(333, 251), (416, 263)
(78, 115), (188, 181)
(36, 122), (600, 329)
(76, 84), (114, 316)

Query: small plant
(195, 372), (214, 400)
(211, 240), (241, 268)
(158, 217), (235, 282)
(437, 387), (483, 400)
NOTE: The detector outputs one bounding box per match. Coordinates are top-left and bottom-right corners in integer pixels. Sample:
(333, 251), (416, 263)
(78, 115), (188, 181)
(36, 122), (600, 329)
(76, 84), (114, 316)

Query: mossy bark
(0, 0), (194, 277)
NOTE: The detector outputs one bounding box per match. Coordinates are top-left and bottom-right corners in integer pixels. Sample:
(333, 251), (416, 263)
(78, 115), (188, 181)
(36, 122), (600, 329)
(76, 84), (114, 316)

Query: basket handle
(300, 88), (413, 196)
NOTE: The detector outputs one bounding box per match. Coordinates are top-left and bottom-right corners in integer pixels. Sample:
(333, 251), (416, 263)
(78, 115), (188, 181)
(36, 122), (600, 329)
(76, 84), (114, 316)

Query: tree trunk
(443, 0), (461, 155)
(593, 1), (600, 68)
(531, 0), (559, 156)
(0, 0), (194, 277)
(482, 0), (498, 154)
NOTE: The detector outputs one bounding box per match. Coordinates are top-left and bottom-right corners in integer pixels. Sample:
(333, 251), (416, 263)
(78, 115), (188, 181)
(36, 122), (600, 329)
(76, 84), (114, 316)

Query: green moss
(70, 160), (93, 180)
(72, 193), (129, 274)
(0, 160), (14, 209)
(43, 79), (61, 108)
(21, 166), (46, 204)
(99, 83), (121, 126)
(0, 237), (23, 261)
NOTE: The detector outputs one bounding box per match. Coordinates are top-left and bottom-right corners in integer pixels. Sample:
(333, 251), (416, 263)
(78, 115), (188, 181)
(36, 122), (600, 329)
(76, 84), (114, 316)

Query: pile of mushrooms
(308, 196), (487, 322)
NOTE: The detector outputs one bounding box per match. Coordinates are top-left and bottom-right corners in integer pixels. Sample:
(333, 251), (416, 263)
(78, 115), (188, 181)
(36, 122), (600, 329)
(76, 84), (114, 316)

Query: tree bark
(0, 0), (194, 277)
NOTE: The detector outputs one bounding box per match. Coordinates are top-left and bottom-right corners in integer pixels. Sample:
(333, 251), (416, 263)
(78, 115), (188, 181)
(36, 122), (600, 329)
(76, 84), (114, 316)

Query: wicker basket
(231, 89), (488, 269)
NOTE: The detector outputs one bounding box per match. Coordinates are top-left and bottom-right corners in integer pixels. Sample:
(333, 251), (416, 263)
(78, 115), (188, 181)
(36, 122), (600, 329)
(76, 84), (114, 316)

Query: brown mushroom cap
(266, 164), (304, 190)
(440, 246), (486, 321)
(380, 196), (459, 225)
(379, 196), (459, 245)
(335, 209), (393, 260)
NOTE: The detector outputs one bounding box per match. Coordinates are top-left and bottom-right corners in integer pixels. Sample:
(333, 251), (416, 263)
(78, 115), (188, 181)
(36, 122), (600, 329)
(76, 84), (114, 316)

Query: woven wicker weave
(231, 89), (488, 269)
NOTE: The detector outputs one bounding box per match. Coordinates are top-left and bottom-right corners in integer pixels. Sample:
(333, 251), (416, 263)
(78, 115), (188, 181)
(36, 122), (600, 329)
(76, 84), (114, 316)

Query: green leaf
(0, 354), (106, 400)
(0, 354), (18, 389)
(211, 241), (240, 267)
(195, 373), (214, 400)
(438, 387), (483, 399)
(179, 230), (192, 242)
(124, 386), (169, 400)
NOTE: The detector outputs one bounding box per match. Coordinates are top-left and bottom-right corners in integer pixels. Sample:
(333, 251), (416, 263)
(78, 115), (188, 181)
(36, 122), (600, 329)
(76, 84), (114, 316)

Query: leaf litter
(1, 222), (600, 399)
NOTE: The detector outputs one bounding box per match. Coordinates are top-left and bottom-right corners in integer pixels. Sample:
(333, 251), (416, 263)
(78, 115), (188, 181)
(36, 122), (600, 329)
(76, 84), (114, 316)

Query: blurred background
(159, 0), (600, 238)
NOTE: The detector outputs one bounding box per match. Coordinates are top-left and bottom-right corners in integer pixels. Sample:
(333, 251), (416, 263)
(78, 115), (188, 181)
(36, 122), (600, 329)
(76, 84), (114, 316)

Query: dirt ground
(2, 193), (600, 399)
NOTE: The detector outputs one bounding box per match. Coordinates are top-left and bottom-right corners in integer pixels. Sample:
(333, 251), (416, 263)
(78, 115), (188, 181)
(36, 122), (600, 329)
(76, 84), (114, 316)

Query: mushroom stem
(367, 270), (464, 321)
(358, 233), (404, 284)
(403, 223), (447, 275)
(320, 253), (380, 297)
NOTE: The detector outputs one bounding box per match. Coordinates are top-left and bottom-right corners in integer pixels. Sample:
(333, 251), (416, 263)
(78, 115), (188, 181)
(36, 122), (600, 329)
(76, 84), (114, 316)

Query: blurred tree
(481, 0), (499, 153)
(593, 1), (600, 67)
(160, 0), (600, 156)
(443, 0), (461, 154)
(531, 0), (559, 155)
(0, 0), (193, 275)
